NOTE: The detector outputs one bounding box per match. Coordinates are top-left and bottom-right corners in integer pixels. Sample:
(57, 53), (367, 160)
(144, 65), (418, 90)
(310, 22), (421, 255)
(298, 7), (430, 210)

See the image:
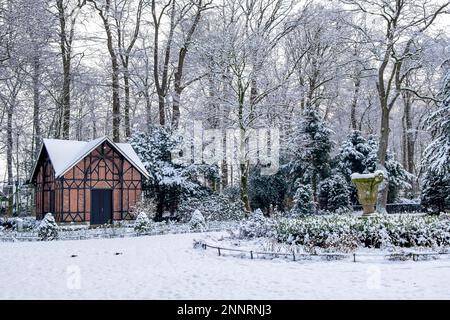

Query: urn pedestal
(351, 171), (385, 218)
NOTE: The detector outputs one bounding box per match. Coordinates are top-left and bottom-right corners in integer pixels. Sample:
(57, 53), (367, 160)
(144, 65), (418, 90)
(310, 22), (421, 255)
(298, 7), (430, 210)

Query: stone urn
(351, 171), (385, 217)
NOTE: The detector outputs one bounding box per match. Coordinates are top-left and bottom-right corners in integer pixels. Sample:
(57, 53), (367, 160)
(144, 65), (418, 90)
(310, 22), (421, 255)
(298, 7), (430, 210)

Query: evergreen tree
(334, 130), (374, 204)
(334, 130), (412, 204)
(130, 127), (214, 220)
(189, 209), (207, 232)
(385, 151), (413, 203)
(248, 165), (287, 213)
(421, 70), (450, 212)
(291, 181), (315, 215)
(334, 130), (372, 178)
(288, 107), (333, 204)
(318, 174), (351, 213)
(134, 211), (153, 234)
(37, 213), (59, 241)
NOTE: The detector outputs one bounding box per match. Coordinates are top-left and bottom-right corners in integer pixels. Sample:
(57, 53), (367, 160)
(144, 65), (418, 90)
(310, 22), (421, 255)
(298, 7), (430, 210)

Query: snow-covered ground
(1, 231), (450, 299)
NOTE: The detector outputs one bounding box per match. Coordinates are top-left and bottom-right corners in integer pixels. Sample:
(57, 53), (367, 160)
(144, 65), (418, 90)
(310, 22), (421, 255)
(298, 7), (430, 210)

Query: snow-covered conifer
(134, 211), (153, 234)
(291, 182), (315, 215)
(421, 71), (450, 211)
(189, 209), (207, 232)
(318, 174), (351, 213)
(238, 208), (275, 238)
(37, 213), (59, 241)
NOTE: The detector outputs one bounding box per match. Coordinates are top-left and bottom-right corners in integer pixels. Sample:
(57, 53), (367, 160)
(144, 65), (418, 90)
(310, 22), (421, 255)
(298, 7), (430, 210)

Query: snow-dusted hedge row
(177, 194), (245, 222)
(0, 214), (240, 242)
(238, 209), (276, 239)
(275, 214), (450, 249)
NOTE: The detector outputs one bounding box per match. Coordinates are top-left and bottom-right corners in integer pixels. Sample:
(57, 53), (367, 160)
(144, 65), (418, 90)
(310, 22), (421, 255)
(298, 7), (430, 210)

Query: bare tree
(114, 0), (144, 137)
(171, 0), (212, 129)
(88, 0), (122, 142)
(56, 0), (85, 139)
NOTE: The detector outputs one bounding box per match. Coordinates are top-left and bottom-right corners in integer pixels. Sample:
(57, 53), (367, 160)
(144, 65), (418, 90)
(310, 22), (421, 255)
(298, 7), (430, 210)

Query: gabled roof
(30, 136), (150, 181)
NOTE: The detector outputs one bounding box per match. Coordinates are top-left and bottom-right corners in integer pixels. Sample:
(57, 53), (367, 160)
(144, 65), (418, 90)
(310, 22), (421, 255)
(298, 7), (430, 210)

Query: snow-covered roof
(30, 136), (150, 180)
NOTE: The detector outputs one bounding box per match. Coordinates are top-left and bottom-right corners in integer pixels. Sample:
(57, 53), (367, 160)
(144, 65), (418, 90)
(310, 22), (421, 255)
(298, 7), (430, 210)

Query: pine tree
(37, 213), (59, 241)
(334, 130), (374, 204)
(421, 70), (450, 212)
(248, 164), (287, 213)
(134, 211), (153, 234)
(334, 130), (412, 204)
(189, 209), (207, 232)
(318, 174), (351, 213)
(291, 181), (315, 215)
(129, 127), (214, 219)
(288, 107), (333, 204)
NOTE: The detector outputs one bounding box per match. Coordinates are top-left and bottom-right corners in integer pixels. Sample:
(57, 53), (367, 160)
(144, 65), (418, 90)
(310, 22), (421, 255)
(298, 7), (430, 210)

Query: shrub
(291, 183), (315, 216)
(132, 198), (157, 220)
(275, 215), (357, 247)
(189, 209), (207, 232)
(354, 216), (391, 248)
(134, 211), (153, 234)
(177, 193), (245, 222)
(274, 214), (450, 250)
(238, 209), (276, 239)
(318, 174), (351, 213)
(37, 213), (59, 241)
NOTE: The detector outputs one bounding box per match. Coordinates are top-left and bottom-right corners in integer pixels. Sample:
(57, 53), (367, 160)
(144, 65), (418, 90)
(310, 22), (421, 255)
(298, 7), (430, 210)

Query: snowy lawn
(1, 231), (450, 299)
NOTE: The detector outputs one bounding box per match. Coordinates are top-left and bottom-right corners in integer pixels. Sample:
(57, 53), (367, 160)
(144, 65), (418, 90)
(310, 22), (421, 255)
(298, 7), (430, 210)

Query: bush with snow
(275, 214), (450, 250)
(238, 208), (276, 239)
(177, 193), (245, 222)
(290, 183), (315, 216)
(318, 174), (351, 213)
(275, 215), (357, 249)
(134, 211), (154, 234)
(132, 198), (157, 220)
(421, 70), (450, 212)
(189, 209), (207, 232)
(37, 213), (59, 241)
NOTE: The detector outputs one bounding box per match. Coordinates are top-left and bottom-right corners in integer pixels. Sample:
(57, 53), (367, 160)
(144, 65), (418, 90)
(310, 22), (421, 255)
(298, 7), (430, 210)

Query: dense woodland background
(0, 0), (449, 217)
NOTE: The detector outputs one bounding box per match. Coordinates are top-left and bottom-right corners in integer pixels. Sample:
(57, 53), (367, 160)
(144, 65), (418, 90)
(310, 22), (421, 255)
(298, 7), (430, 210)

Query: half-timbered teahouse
(30, 136), (150, 224)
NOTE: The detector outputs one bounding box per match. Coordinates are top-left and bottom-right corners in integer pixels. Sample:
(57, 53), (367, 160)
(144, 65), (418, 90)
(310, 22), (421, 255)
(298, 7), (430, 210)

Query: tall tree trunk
(401, 112), (407, 168)
(111, 57), (121, 142)
(91, 0), (121, 142)
(237, 81), (251, 213)
(157, 95), (165, 126)
(123, 67), (131, 137)
(145, 88), (152, 127)
(376, 105), (390, 213)
(116, 0), (144, 137)
(350, 76), (360, 130)
(152, 0), (175, 126)
(32, 56), (41, 159)
(56, 0), (74, 140)
(401, 90), (415, 174)
(172, 65), (182, 129)
(14, 132), (20, 215)
(171, 2), (205, 129)
(6, 97), (14, 216)
(61, 55), (71, 139)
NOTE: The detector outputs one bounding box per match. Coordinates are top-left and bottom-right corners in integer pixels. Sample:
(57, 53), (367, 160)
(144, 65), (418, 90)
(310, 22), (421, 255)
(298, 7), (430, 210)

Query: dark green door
(91, 189), (112, 225)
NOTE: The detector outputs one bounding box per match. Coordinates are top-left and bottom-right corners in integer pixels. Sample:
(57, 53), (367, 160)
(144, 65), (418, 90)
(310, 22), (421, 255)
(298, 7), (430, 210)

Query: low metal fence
(196, 241), (450, 263)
